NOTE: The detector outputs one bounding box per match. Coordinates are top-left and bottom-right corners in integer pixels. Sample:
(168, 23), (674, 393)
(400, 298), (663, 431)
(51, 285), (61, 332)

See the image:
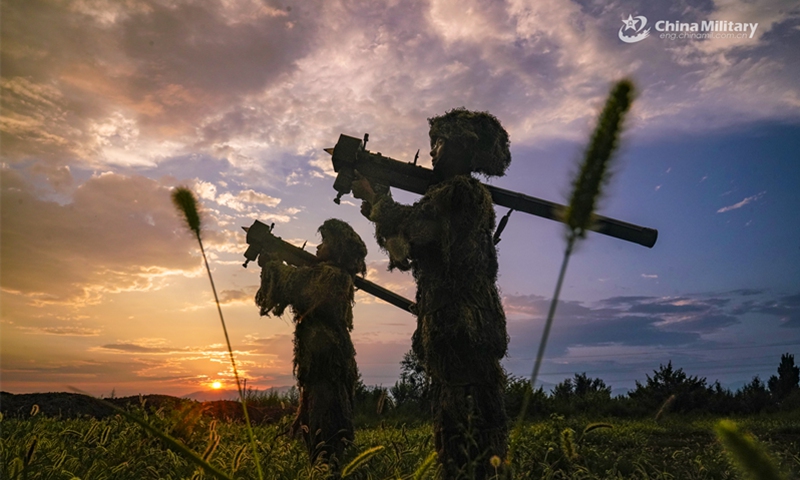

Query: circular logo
(619, 14), (650, 43)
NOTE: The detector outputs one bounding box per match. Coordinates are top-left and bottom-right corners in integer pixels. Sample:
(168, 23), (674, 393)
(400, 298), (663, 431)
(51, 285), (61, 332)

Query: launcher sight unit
(328, 133), (658, 248)
(242, 219), (414, 313)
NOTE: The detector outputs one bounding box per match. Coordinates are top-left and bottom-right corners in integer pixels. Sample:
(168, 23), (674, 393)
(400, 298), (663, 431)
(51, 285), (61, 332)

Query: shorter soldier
(255, 219), (367, 469)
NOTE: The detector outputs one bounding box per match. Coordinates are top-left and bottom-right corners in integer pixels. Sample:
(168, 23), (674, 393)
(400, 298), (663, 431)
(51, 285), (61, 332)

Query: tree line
(354, 352), (800, 421)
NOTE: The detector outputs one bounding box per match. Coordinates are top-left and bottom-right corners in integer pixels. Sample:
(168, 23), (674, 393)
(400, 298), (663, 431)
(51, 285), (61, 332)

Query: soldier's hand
(360, 200), (372, 219)
(351, 172), (376, 204)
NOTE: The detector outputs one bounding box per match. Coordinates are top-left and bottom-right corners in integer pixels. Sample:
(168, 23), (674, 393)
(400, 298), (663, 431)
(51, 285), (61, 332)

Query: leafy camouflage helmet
(318, 218), (367, 275)
(428, 108), (511, 177)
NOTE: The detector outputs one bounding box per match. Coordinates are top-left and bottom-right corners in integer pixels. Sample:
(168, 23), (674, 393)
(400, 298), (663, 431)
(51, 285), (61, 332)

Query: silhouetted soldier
(353, 109), (510, 478)
(255, 219), (367, 470)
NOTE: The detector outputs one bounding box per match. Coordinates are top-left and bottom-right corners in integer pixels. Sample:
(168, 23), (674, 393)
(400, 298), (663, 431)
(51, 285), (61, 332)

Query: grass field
(3, 406), (799, 479)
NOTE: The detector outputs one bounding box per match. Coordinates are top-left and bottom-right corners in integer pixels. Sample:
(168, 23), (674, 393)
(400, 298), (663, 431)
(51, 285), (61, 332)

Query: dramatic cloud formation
(1, 169), (198, 304)
(502, 289), (800, 388)
(3, 0), (798, 174)
(731, 292), (800, 328)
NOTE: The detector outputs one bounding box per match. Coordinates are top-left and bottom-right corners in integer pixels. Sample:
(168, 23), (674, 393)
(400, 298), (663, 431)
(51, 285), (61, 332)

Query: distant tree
(577, 373), (610, 398)
(390, 349), (429, 409)
(768, 353), (800, 402)
(706, 381), (736, 415)
(552, 373), (612, 415)
(551, 381), (571, 400)
(504, 375), (549, 419)
(553, 373), (611, 400)
(354, 370), (370, 404)
(353, 371), (393, 422)
(628, 361), (709, 414)
(736, 376), (772, 414)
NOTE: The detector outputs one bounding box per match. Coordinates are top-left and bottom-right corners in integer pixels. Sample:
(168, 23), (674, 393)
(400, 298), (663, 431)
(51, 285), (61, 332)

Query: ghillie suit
(361, 109), (511, 479)
(255, 219), (367, 468)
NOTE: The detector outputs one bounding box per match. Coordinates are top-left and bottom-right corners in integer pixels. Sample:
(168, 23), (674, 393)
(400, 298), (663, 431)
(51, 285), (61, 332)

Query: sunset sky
(2, 0), (799, 398)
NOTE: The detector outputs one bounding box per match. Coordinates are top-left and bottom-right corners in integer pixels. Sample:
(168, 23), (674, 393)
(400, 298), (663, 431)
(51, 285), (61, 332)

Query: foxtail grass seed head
(560, 428), (578, 461)
(202, 431), (221, 462)
(715, 420), (784, 480)
(341, 445), (385, 477)
(582, 423), (613, 436)
(565, 79), (635, 239)
(172, 187), (202, 238)
(412, 452), (438, 480)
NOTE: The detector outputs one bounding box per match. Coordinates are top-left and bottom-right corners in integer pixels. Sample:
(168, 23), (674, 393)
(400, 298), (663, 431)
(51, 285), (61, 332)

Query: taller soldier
(352, 108), (510, 478)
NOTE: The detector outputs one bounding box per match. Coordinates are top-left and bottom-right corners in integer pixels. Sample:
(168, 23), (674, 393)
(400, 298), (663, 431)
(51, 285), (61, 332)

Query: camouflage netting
(428, 108), (511, 177)
(366, 175), (509, 479)
(254, 222), (366, 468)
(318, 218), (368, 275)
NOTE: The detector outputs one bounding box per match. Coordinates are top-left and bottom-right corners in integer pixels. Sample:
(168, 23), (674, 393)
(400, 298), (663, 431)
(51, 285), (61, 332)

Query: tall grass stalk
(514, 80), (635, 432)
(171, 187), (264, 480)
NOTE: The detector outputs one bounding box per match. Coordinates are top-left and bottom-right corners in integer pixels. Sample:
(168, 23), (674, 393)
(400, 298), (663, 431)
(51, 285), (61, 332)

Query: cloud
(20, 326), (102, 337)
(77, 337), (299, 390)
(233, 190), (281, 207)
(364, 260), (416, 301)
(717, 191), (766, 213)
(1, 0), (321, 172)
(1, 0), (798, 198)
(600, 296), (657, 306)
(216, 190), (281, 212)
(100, 343), (173, 354)
(499, 290), (800, 388)
(219, 288), (256, 305)
(503, 294), (596, 320)
(690, 0), (800, 52)
(0, 357), (189, 388)
(628, 298), (707, 314)
(240, 334), (295, 372)
(503, 292), (749, 362)
(349, 340), (413, 384)
(0, 168), (201, 304)
(727, 289), (766, 297)
(657, 313), (739, 333)
(730, 292), (800, 328)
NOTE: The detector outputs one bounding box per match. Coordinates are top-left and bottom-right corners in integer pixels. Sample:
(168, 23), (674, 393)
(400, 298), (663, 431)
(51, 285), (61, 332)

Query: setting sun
(211, 381), (222, 390)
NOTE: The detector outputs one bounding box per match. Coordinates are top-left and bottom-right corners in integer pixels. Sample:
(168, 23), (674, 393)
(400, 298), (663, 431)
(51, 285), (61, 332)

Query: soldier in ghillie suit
(352, 108), (510, 479)
(254, 219), (367, 469)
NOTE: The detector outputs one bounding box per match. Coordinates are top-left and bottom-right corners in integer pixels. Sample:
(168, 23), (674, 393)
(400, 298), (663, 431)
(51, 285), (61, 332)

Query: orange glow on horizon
(211, 381), (222, 389)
